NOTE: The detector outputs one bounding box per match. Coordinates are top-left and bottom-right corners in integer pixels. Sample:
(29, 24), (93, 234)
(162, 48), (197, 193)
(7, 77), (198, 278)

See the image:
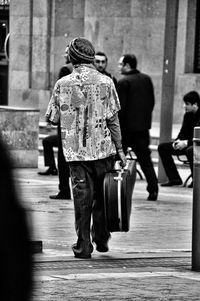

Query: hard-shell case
(103, 159), (136, 232)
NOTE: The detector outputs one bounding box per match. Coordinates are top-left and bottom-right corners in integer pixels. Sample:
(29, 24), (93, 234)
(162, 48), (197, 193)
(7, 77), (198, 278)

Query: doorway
(0, 5), (9, 105)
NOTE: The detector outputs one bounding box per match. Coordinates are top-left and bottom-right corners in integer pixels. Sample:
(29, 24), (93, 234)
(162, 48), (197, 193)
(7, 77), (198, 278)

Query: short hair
(183, 91), (200, 106)
(95, 51), (108, 62)
(122, 54), (137, 69)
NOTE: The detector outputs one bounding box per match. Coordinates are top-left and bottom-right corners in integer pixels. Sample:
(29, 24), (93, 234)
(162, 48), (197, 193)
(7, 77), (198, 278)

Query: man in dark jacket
(117, 54), (158, 201)
(158, 90), (200, 187)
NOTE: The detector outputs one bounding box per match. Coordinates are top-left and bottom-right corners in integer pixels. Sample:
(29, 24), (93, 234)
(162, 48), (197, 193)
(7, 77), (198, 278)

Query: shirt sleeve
(106, 79), (121, 119)
(106, 113), (123, 150)
(45, 81), (60, 125)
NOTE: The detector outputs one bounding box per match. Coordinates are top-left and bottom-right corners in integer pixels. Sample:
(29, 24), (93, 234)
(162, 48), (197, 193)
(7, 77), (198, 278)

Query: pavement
(14, 157), (200, 300)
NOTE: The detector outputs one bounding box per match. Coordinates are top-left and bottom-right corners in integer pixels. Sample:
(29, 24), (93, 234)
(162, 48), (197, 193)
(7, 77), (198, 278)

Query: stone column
(9, 0), (51, 119)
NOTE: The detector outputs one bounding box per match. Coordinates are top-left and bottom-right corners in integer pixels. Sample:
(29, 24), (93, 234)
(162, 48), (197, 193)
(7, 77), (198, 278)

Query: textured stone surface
(10, 0), (30, 16)
(8, 0), (200, 124)
(9, 35), (29, 71)
(9, 16), (30, 35)
(0, 107), (39, 167)
(9, 70), (29, 90)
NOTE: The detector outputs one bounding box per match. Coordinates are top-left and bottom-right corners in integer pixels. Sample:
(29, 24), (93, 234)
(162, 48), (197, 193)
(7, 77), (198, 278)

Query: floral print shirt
(46, 64), (121, 162)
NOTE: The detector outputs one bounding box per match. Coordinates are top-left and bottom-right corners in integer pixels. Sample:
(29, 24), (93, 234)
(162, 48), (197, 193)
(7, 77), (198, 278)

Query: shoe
(95, 241), (109, 253)
(72, 243), (93, 259)
(147, 192), (158, 201)
(74, 253), (91, 259)
(160, 179), (182, 187)
(38, 167), (58, 176)
(49, 191), (71, 200)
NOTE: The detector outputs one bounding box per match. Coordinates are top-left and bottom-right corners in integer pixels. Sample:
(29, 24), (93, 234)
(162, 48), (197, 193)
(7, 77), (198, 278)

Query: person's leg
(92, 156), (115, 251)
(49, 126), (71, 199)
(158, 142), (183, 184)
(186, 145), (193, 177)
(128, 131), (158, 198)
(69, 161), (94, 258)
(186, 146), (193, 187)
(38, 135), (58, 175)
(57, 149), (71, 197)
(57, 125), (71, 196)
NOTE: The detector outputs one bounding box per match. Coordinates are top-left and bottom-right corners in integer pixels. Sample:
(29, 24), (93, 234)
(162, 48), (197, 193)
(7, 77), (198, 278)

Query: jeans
(57, 124), (70, 196)
(42, 134), (58, 169)
(69, 156), (115, 256)
(158, 142), (192, 180)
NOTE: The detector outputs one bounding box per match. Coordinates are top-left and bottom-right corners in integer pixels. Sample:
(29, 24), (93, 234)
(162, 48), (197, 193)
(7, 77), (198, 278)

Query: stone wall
(7, 0), (200, 125)
(0, 106), (39, 167)
(84, 0), (166, 124)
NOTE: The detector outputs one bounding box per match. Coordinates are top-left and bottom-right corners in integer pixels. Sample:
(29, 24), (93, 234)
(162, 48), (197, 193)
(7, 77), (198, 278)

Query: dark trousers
(158, 142), (193, 180)
(57, 125), (70, 195)
(42, 134), (58, 168)
(69, 156), (114, 255)
(122, 130), (158, 194)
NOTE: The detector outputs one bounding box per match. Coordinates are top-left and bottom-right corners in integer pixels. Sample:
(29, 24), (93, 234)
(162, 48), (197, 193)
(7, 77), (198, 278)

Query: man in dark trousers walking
(117, 54), (158, 201)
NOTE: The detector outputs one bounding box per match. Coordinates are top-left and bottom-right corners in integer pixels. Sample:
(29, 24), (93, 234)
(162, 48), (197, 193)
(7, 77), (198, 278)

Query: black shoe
(160, 179), (182, 187)
(74, 253), (91, 259)
(95, 241), (109, 253)
(38, 167), (58, 176)
(72, 243), (93, 259)
(147, 192), (158, 201)
(49, 191), (71, 200)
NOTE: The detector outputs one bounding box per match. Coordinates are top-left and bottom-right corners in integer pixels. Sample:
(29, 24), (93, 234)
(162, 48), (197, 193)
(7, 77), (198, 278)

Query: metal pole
(192, 126), (200, 271)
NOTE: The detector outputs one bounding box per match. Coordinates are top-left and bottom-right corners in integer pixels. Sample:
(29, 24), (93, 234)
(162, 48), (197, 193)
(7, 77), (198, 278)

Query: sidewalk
(14, 159), (200, 300)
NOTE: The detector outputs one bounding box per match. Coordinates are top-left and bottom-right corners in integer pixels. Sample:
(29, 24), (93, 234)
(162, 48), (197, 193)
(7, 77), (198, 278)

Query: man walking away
(46, 37), (126, 259)
(117, 54), (158, 201)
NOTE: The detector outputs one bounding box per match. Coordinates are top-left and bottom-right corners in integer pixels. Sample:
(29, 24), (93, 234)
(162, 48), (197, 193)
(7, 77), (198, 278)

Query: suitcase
(103, 158), (136, 232)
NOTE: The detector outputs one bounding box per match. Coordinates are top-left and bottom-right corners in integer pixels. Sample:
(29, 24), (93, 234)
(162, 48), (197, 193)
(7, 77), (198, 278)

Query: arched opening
(0, 0), (9, 105)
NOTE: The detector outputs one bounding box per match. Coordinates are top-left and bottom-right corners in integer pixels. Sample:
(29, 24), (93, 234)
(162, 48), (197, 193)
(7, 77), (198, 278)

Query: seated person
(38, 134), (58, 175)
(158, 90), (200, 187)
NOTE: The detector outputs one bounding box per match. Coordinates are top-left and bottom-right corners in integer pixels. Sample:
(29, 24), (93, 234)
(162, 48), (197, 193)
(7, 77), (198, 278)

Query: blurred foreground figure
(0, 135), (32, 300)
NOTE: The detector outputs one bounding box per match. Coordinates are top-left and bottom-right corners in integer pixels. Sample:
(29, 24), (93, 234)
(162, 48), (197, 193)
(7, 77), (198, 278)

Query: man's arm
(174, 113), (190, 149)
(106, 113), (126, 167)
(45, 81), (60, 125)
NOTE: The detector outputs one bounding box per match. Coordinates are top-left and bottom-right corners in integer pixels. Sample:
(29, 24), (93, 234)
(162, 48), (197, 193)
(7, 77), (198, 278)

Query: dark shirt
(177, 108), (200, 146)
(102, 70), (118, 88)
(117, 69), (155, 133)
(58, 64), (72, 79)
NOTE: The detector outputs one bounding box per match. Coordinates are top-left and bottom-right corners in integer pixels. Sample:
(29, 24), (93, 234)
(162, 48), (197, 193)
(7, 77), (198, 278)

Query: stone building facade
(1, 0), (200, 125)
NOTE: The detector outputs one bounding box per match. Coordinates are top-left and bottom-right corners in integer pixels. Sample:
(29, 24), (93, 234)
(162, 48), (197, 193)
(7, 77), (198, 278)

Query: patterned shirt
(46, 64), (121, 162)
